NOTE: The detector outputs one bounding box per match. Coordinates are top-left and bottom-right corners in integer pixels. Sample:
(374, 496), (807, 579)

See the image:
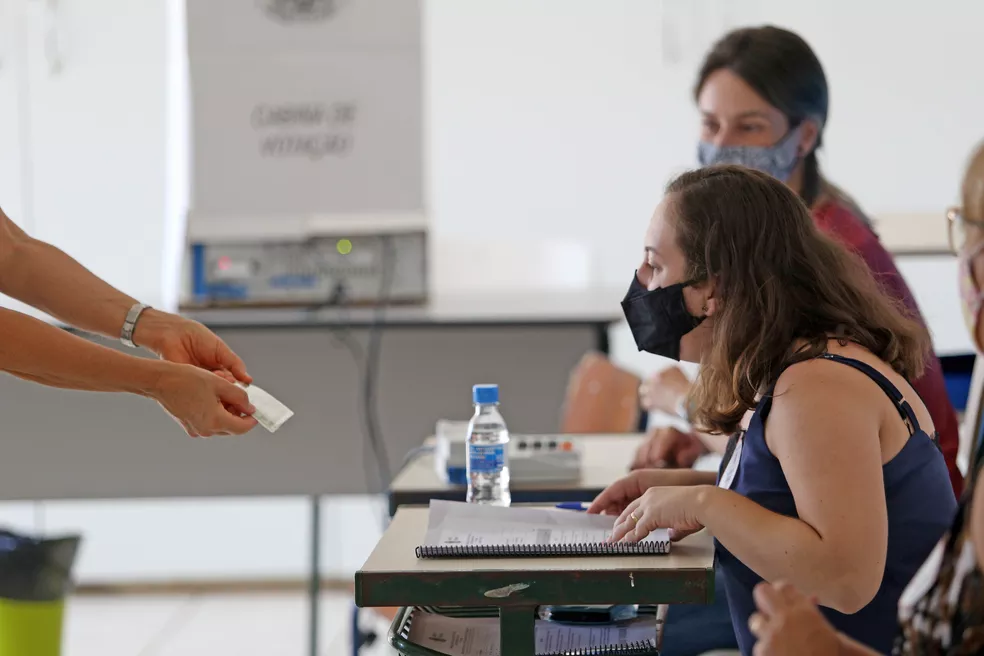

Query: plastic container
(466, 384), (511, 506)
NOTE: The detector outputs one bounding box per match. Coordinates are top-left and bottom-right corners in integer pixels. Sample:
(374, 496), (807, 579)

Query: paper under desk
(355, 507), (715, 609)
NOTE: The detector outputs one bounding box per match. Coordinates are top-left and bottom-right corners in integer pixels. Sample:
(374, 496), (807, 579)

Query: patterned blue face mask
(697, 125), (802, 182)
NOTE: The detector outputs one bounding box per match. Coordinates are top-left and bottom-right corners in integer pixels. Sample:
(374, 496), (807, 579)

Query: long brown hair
(666, 165), (929, 434)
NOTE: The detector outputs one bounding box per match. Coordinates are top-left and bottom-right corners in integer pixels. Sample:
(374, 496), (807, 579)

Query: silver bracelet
(120, 303), (150, 348)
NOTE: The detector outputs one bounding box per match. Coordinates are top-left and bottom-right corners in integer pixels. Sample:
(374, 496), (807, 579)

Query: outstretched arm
(0, 207), (251, 382)
(700, 360), (892, 614)
(0, 306), (163, 393)
(0, 307), (257, 437)
(0, 206), (144, 340)
(707, 360), (888, 613)
(614, 359), (893, 615)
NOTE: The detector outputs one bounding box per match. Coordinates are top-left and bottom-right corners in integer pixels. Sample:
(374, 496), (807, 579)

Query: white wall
(427, 0), (983, 297)
(4, 1), (979, 321)
(162, 0), (190, 312)
(0, 0), (27, 227)
(426, 0), (668, 293)
(26, 0), (173, 311)
(425, 0), (981, 374)
(0, 0), (176, 316)
(0, 0), (46, 320)
(0, 496), (385, 582)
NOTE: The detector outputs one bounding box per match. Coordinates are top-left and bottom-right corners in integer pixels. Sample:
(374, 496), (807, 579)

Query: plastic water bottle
(466, 384), (511, 505)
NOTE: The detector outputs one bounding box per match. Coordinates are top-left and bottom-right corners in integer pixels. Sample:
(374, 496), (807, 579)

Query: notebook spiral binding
(549, 639), (657, 655)
(396, 609), (414, 641)
(415, 540), (669, 558)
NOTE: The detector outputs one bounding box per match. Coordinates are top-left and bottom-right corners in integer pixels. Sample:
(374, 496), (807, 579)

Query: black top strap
(818, 353), (921, 436)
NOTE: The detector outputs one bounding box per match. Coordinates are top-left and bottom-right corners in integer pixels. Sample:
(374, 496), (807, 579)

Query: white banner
(187, 0), (423, 226)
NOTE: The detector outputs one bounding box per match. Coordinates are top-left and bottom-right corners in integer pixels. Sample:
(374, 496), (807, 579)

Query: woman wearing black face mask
(633, 24), (962, 499)
(590, 165), (956, 656)
(590, 25), (962, 656)
(622, 275), (706, 362)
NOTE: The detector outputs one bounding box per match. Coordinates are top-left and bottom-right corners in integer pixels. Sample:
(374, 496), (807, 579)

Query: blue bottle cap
(472, 384), (499, 404)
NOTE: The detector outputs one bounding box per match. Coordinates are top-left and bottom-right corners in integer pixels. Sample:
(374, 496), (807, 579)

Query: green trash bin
(0, 530), (80, 656)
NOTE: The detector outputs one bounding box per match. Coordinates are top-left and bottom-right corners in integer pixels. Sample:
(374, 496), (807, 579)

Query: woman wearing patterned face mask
(745, 142), (984, 656)
(634, 25), (963, 499)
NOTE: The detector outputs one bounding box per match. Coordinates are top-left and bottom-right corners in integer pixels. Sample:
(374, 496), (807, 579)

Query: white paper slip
(406, 611), (659, 656)
(236, 382), (294, 432)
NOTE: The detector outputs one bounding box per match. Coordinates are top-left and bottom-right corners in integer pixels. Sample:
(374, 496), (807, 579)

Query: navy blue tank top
(715, 354), (957, 655)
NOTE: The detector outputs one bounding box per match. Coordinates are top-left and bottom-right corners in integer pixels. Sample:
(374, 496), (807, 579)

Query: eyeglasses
(947, 207), (984, 254)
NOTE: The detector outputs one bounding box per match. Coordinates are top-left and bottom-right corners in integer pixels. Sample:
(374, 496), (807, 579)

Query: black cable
(363, 235), (395, 491)
(399, 445), (435, 473)
(308, 238), (394, 496)
(322, 302), (376, 493)
(318, 293), (390, 528)
(321, 285), (365, 366)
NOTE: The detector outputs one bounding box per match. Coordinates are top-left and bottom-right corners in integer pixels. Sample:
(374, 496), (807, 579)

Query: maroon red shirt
(813, 199), (963, 497)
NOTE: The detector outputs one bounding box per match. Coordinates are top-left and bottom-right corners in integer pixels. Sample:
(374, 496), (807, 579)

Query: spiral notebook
(415, 500), (670, 559)
(402, 608), (660, 656)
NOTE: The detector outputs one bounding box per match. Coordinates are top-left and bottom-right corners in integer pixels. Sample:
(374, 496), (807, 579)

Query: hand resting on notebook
(610, 485), (710, 543)
(587, 468), (716, 517)
(417, 500), (672, 557)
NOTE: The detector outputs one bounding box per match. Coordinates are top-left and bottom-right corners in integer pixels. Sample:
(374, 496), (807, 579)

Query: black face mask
(621, 273), (705, 361)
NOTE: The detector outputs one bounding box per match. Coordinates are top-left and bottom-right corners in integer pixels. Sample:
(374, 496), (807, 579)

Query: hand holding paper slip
(235, 382), (293, 432)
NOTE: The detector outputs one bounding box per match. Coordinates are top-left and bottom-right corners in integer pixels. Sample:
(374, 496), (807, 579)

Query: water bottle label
(469, 444), (505, 473)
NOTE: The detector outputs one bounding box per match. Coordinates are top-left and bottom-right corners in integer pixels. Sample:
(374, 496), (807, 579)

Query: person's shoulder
(811, 196), (877, 250)
(812, 196), (903, 275)
(773, 355), (876, 399)
(760, 357), (885, 458)
(768, 354), (889, 435)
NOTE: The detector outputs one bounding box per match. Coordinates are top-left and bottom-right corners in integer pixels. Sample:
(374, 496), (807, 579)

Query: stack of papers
(407, 611), (659, 656)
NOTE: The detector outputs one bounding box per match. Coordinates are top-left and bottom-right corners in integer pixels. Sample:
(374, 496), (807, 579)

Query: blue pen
(554, 502), (589, 511)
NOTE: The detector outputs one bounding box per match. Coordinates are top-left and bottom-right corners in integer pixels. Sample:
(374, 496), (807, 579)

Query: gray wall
(0, 325), (596, 499)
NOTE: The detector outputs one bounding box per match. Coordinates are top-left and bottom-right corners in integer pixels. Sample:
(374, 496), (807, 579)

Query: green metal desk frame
(355, 563), (714, 655)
